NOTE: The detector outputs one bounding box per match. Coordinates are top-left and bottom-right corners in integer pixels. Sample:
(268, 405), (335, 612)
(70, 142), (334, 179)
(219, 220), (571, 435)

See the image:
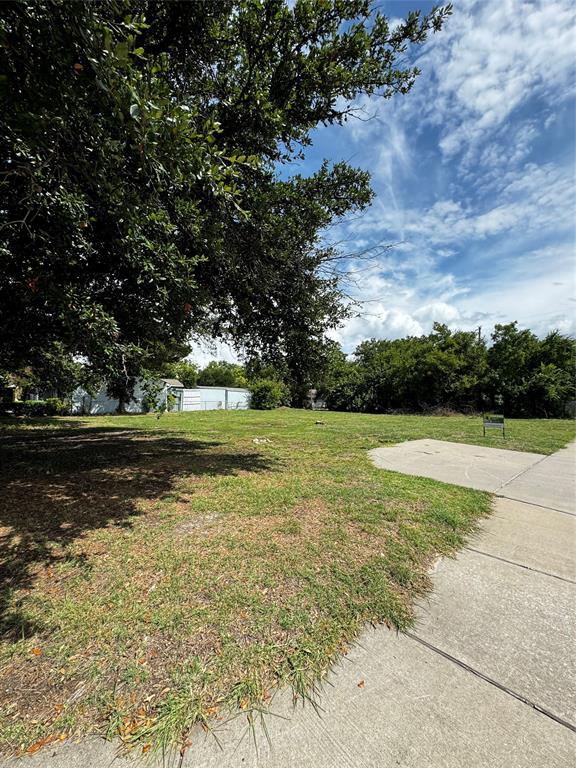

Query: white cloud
(375, 119), (411, 185)
(352, 161), (574, 247)
(416, 0), (576, 160)
(329, 307), (424, 350)
(345, 0), (575, 175)
(457, 244), (576, 338)
(333, 239), (576, 352)
(413, 302), (460, 324)
(189, 340), (240, 367)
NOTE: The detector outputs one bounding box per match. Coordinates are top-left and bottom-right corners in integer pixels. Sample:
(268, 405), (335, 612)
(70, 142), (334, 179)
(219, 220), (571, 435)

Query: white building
(71, 379), (250, 415)
(174, 385), (250, 412)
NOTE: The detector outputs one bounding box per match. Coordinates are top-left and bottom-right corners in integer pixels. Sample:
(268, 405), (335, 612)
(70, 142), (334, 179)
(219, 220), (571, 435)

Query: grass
(0, 409), (573, 756)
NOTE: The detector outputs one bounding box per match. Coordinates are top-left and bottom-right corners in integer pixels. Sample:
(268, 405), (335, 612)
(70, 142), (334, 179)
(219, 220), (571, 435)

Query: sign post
(483, 413), (505, 438)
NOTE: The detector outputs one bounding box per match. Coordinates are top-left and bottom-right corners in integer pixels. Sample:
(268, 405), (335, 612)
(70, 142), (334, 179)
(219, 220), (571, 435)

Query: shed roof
(161, 378), (184, 388)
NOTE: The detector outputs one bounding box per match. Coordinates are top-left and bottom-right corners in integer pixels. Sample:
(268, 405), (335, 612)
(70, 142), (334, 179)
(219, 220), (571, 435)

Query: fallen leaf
(142, 743), (152, 754)
(119, 717), (138, 738)
(26, 734), (57, 754)
(180, 739), (192, 755)
(31, 647), (42, 656)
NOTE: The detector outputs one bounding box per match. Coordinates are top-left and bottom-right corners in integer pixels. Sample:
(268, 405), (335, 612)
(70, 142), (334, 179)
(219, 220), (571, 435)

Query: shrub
(166, 391), (177, 412)
(141, 379), (179, 415)
(249, 379), (290, 410)
(45, 398), (69, 415)
(154, 390), (178, 418)
(141, 378), (164, 413)
(22, 400), (45, 416)
(22, 398), (69, 416)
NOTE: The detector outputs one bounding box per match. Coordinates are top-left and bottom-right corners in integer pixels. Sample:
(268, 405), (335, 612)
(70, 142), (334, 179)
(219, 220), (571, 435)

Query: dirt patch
(0, 652), (92, 733)
(173, 513), (223, 535)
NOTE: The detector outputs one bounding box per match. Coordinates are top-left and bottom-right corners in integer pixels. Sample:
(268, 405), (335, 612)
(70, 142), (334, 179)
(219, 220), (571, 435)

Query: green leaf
(115, 41), (129, 62)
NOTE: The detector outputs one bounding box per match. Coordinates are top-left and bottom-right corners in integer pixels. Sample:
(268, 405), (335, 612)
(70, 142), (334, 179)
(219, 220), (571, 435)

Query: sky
(194, 0), (576, 365)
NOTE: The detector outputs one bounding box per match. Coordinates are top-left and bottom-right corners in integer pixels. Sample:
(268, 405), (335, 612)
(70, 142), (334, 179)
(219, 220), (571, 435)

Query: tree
(197, 361), (246, 387)
(324, 360), (365, 412)
(0, 1), (451, 393)
(527, 363), (574, 418)
(425, 323), (487, 411)
(312, 341), (351, 401)
(323, 322), (574, 418)
(2, 343), (95, 400)
(486, 324), (575, 417)
(160, 360), (199, 389)
(486, 323), (541, 416)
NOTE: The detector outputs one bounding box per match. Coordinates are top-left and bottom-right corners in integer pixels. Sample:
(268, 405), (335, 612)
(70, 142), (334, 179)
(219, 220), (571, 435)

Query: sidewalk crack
(495, 453), (549, 493)
(464, 547), (576, 584)
(403, 631), (576, 734)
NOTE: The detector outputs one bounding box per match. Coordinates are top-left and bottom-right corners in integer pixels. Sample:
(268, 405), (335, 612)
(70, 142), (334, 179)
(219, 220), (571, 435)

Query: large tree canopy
(0, 0), (450, 389)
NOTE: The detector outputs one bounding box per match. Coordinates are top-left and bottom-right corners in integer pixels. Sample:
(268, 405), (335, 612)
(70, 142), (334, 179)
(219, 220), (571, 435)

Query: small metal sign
(483, 413), (505, 438)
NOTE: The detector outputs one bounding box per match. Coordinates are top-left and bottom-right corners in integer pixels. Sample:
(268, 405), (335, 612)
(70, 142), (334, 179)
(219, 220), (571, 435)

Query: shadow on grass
(0, 424), (275, 639)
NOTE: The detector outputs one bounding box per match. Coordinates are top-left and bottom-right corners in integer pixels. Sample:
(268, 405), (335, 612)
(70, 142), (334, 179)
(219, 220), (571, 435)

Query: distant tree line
(319, 323), (575, 418)
(166, 321), (575, 417)
(158, 359), (246, 389)
(2, 322), (573, 417)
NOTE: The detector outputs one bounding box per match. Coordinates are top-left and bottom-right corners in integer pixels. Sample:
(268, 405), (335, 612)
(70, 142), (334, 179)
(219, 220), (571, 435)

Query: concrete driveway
(5, 440), (575, 767)
(368, 438), (545, 492)
(369, 438), (575, 513)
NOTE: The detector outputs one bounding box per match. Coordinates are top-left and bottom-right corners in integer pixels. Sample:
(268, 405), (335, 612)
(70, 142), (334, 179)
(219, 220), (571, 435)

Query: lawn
(0, 410), (573, 755)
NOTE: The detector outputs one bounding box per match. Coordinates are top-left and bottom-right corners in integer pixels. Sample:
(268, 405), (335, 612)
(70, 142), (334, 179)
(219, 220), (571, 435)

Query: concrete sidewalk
(498, 441), (576, 514)
(5, 441), (575, 767)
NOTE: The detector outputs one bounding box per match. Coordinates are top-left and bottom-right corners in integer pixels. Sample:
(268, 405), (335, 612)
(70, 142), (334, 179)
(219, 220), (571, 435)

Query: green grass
(0, 409), (573, 755)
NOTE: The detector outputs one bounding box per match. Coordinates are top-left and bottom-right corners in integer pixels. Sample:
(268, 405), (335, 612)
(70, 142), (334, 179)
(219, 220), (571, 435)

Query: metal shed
(178, 386), (250, 411)
(71, 380), (250, 414)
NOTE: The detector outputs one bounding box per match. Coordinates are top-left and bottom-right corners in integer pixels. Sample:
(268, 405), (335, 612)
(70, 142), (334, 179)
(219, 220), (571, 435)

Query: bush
(47, 397), (69, 415)
(249, 379), (290, 410)
(166, 391), (177, 412)
(22, 400), (44, 416)
(22, 398), (69, 416)
(141, 381), (163, 413)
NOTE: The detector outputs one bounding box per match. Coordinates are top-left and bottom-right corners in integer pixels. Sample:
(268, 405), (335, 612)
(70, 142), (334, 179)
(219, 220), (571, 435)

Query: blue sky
(195, 0), (576, 364)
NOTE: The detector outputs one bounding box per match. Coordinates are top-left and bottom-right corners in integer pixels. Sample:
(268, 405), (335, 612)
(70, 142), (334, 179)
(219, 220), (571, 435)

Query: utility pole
(477, 326), (482, 343)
